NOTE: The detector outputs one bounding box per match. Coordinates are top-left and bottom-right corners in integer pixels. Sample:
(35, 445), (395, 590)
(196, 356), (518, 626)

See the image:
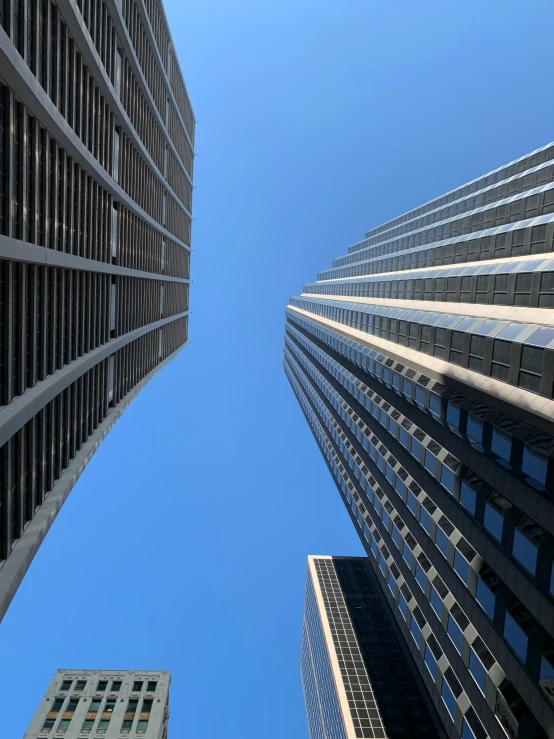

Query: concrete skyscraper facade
(301, 555), (445, 739)
(285, 144), (554, 739)
(0, 0), (193, 621)
(24, 669), (170, 738)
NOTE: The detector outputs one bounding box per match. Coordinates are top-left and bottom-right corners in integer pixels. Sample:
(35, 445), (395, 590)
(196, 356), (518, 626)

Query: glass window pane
(513, 530), (538, 575)
(504, 612), (528, 663)
(476, 577), (495, 619)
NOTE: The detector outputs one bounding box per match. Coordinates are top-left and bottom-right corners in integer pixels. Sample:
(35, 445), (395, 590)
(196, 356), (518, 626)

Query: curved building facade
(0, 0), (194, 620)
(286, 144), (554, 739)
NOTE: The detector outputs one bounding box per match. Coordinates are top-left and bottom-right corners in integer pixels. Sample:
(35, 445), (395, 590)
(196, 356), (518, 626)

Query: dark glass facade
(286, 144), (554, 739)
(0, 0), (193, 621)
(301, 556), (444, 739)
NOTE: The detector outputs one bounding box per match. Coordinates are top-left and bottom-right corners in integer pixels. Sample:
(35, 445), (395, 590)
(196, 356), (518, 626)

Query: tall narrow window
(121, 698), (138, 730)
(137, 698), (153, 730)
(112, 129), (120, 182)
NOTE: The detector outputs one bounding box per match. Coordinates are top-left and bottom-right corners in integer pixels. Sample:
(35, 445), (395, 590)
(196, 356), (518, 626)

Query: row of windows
(0, 360), (110, 559)
(4, 2), (192, 233)
(286, 323), (554, 594)
(287, 349), (554, 734)
(0, 88), (114, 260)
(288, 368), (493, 739)
(58, 676), (158, 692)
(118, 130), (164, 224)
(346, 162), (554, 263)
(288, 311), (554, 495)
(291, 296), (554, 398)
(361, 145), (554, 246)
(307, 265), (554, 309)
(0, 261), (187, 409)
(0, 318), (186, 561)
(168, 52), (195, 146)
(339, 189), (554, 271)
(41, 694), (154, 734)
(320, 225), (552, 283)
(167, 99), (194, 179)
(121, 0), (166, 121)
(120, 55), (165, 174)
(0, 84), (190, 270)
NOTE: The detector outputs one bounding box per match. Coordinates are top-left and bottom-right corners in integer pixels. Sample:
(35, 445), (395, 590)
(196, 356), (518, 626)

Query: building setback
(0, 0), (194, 621)
(24, 669), (170, 738)
(301, 555), (445, 739)
(284, 144), (554, 739)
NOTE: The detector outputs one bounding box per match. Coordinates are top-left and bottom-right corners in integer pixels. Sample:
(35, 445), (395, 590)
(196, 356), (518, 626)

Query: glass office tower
(24, 669), (170, 738)
(0, 0), (193, 621)
(301, 555), (445, 739)
(285, 143), (554, 739)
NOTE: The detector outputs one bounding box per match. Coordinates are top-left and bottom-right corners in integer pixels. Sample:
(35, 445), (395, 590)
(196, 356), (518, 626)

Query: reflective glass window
(513, 529), (538, 575)
(447, 615), (463, 652)
(476, 577), (495, 619)
(469, 649), (487, 694)
(441, 679), (456, 719)
(424, 645), (437, 680)
(484, 502), (504, 541)
(453, 550), (470, 585)
(522, 446), (548, 486)
(459, 482), (476, 514)
(504, 612), (528, 663)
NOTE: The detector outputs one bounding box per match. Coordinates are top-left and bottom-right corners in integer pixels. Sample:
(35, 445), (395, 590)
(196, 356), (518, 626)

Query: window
(459, 481), (476, 514)
(522, 443), (549, 487)
(469, 648), (487, 694)
(483, 500), (504, 541)
(430, 585), (442, 617)
(75, 680), (86, 691)
(519, 345), (543, 393)
(476, 577), (495, 619)
(513, 528), (538, 575)
(410, 616), (421, 646)
(441, 678), (456, 719)
(133, 681), (143, 692)
(97, 680), (108, 692)
(504, 612), (528, 663)
(122, 698), (138, 730)
(61, 680), (72, 691)
(424, 644), (437, 680)
(447, 614), (463, 652)
(453, 549), (470, 585)
(112, 680), (122, 692)
(468, 335), (485, 372)
(491, 340), (511, 381)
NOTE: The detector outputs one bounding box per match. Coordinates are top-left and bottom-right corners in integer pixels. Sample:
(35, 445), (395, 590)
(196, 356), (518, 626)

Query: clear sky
(4, 0), (554, 736)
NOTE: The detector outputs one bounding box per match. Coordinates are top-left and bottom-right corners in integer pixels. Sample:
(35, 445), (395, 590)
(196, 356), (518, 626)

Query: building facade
(0, 0), (194, 621)
(301, 555), (445, 739)
(24, 669), (170, 738)
(285, 144), (554, 739)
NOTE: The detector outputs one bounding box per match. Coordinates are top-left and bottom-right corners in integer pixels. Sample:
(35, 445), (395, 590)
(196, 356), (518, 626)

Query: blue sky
(4, 0), (554, 736)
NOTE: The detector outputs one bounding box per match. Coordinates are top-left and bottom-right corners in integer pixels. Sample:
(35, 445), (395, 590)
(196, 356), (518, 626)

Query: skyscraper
(285, 143), (554, 739)
(301, 555), (445, 739)
(24, 669), (170, 738)
(0, 0), (193, 621)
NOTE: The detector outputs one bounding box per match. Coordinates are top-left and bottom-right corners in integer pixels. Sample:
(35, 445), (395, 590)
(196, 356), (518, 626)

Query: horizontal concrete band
(287, 304), (554, 436)
(300, 294), (554, 328)
(0, 309), (189, 448)
(0, 235), (189, 283)
(0, 28), (191, 252)
(59, 0), (194, 194)
(317, 253), (554, 284)
(0, 340), (187, 623)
